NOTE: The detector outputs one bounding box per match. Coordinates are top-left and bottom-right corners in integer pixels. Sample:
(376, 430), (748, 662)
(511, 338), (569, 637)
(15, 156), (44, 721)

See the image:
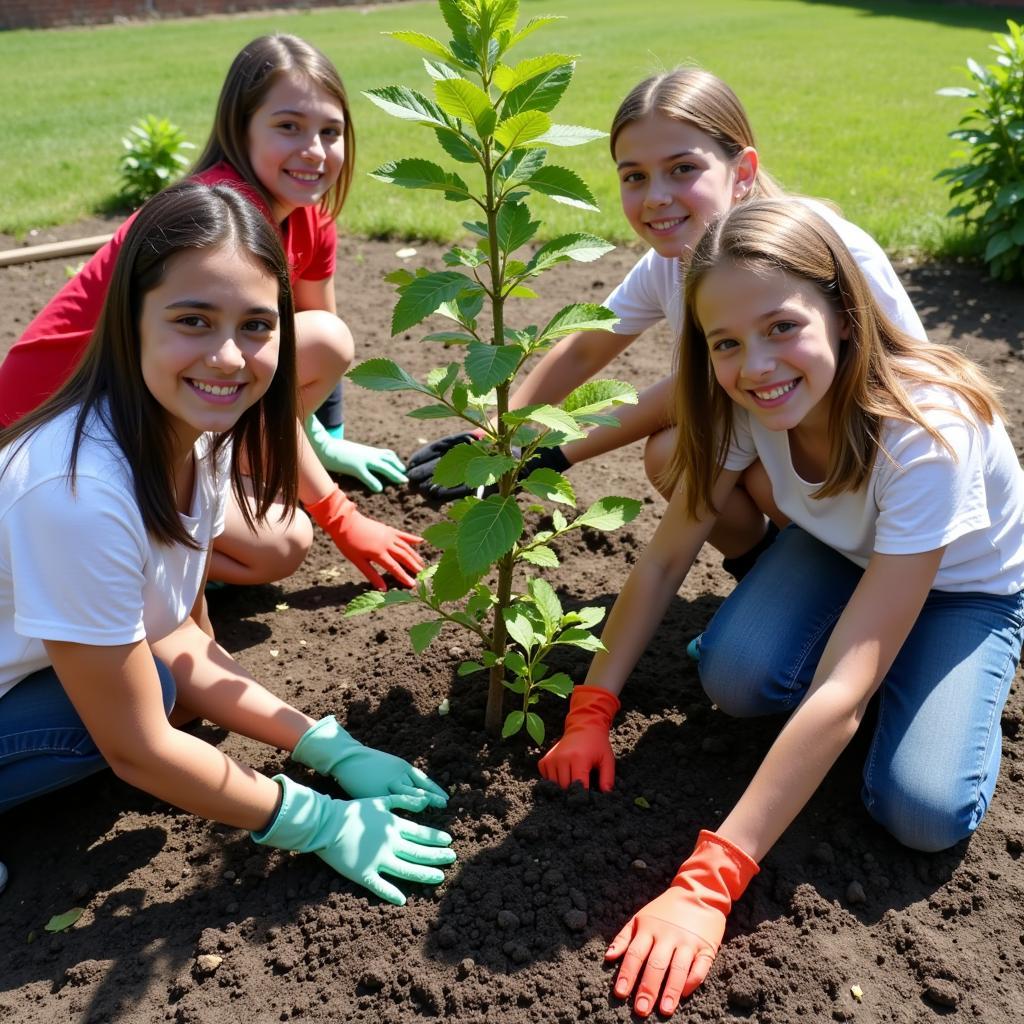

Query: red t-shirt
(0, 163), (337, 425)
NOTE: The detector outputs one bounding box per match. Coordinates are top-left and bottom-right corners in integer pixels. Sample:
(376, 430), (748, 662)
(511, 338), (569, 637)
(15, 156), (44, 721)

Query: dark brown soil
(1, 220), (1023, 1024)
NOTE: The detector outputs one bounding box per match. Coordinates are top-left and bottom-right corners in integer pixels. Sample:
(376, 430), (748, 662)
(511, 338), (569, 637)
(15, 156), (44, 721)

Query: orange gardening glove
(537, 685), (620, 792)
(606, 830), (760, 1017)
(305, 487), (424, 592)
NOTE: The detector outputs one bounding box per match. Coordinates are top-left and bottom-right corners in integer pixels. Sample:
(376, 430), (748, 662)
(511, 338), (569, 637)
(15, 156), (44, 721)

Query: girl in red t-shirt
(0, 35), (421, 591)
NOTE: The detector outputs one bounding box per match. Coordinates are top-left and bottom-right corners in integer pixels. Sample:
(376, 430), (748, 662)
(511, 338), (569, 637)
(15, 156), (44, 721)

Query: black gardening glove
(407, 431), (571, 502)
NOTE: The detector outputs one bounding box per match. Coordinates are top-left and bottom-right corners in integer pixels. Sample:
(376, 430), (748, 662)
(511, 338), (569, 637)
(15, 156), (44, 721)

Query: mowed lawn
(0, 0), (1017, 254)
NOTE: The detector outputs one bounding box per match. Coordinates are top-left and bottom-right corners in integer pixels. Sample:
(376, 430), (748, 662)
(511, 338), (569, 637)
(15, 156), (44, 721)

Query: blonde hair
(669, 198), (1003, 519)
(610, 68), (782, 201)
(192, 34), (354, 221)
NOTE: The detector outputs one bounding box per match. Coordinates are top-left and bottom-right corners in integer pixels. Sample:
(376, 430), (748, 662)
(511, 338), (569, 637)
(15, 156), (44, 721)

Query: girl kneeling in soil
(0, 34), (422, 592)
(406, 68), (925, 578)
(543, 200), (1024, 1015)
(0, 183), (454, 906)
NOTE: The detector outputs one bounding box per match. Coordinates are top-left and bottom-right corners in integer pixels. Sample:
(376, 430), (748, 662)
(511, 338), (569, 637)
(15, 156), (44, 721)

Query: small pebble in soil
(922, 978), (961, 1008)
(456, 957), (475, 979)
(846, 881), (867, 905)
(194, 954), (223, 976)
(631, 859), (648, 871)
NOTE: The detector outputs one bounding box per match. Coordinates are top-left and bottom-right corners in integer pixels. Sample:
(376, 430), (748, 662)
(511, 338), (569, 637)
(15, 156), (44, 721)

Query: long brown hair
(610, 68), (782, 200)
(192, 34), (354, 221)
(670, 198), (1002, 519)
(0, 182), (299, 547)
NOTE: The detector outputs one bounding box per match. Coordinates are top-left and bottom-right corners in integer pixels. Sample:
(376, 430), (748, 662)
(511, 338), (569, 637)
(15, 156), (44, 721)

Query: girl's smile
(246, 71), (347, 222)
(698, 261), (848, 451)
(139, 243), (281, 459)
(614, 113), (756, 260)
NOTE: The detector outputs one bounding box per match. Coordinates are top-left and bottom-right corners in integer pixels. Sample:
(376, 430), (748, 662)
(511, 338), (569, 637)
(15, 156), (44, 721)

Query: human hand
(305, 416), (408, 492)
(252, 775), (456, 906)
(406, 431), (485, 501)
(305, 487), (424, 591)
(537, 685), (620, 791)
(605, 830), (759, 1016)
(292, 715), (448, 808)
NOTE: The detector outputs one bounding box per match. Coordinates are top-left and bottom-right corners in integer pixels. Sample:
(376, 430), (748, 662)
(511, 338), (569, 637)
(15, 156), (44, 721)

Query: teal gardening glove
(252, 775), (456, 905)
(292, 715), (449, 808)
(305, 415), (408, 493)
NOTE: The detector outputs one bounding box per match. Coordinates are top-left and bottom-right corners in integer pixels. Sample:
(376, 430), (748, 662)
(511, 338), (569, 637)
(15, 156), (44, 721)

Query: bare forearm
(116, 728), (282, 831)
(151, 621), (315, 751)
(296, 422), (336, 505)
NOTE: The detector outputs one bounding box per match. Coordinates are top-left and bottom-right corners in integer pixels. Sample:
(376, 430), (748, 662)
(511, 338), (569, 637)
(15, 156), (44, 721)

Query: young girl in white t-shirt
(0, 182), (454, 905)
(406, 67), (925, 576)
(541, 199), (1024, 1016)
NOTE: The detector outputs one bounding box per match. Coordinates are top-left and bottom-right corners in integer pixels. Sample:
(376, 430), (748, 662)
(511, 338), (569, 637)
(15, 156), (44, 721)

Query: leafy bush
(936, 19), (1024, 281)
(118, 115), (194, 207)
(346, 0), (641, 741)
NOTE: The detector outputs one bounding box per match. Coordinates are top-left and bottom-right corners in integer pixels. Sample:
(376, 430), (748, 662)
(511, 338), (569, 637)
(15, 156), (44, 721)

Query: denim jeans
(698, 526), (1024, 853)
(0, 658), (175, 814)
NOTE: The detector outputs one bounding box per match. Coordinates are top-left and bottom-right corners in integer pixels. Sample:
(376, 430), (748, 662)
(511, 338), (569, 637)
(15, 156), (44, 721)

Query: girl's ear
(732, 147), (758, 201)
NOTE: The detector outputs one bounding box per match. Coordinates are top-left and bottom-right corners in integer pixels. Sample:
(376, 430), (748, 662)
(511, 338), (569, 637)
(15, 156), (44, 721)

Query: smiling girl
(0, 182), (455, 905)
(407, 68), (924, 571)
(0, 35), (421, 591)
(544, 199), (1024, 1015)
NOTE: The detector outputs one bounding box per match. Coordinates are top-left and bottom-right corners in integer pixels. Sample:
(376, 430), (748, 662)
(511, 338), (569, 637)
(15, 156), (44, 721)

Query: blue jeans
(0, 659), (175, 814)
(698, 526), (1024, 853)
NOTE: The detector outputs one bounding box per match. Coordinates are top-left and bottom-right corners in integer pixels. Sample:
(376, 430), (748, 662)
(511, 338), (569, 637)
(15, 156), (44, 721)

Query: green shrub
(118, 115), (194, 207)
(345, 0), (640, 741)
(936, 19), (1024, 281)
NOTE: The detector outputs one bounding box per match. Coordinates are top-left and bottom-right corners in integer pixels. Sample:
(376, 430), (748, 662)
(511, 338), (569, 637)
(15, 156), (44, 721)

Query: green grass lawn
(0, 0), (1017, 255)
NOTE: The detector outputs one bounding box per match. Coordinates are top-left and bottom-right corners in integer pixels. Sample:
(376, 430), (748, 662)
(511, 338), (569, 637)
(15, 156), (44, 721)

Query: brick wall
(1, 1), (402, 31)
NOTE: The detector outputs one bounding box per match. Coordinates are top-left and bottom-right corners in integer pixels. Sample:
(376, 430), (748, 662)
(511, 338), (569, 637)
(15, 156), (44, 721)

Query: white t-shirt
(604, 199), (926, 342)
(722, 384), (1024, 594)
(0, 406), (230, 699)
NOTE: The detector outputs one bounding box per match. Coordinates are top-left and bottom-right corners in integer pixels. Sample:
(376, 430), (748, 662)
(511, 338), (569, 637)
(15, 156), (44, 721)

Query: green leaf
(422, 520), (459, 551)
(45, 908), (85, 933)
(554, 628), (604, 652)
(433, 440), (481, 486)
(458, 660), (486, 676)
(537, 672), (573, 697)
(347, 358), (430, 395)
(504, 607), (538, 650)
(497, 201), (540, 253)
(392, 271), (475, 334)
(426, 362), (461, 394)
(527, 233), (615, 274)
(562, 606), (605, 630)
(563, 379), (638, 416)
(936, 86), (976, 97)
(996, 181), (1024, 207)
(435, 78), (497, 137)
(502, 710), (526, 738)
(423, 58), (464, 82)
(517, 404), (584, 441)
(634, 796), (651, 810)
(385, 30), (454, 62)
(985, 231), (1014, 261)
(434, 126), (480, 164)
(504, 676), (527, 694)
(539, 303), (619, 342)
(552, 509), (568, 532)
(384, 268), (416, 288)
(344, 589), (416, 617)
(529, 578), (563, 636)
(503, 65), (573, 115)
(535, 124), (608, 148)
(508, 15), (564, 47)
(466, 453), (518, 488)
(433, 548), (483, 603)
(526, 712), (545, 745)
(520, 467), (576, 505)
(458, 495), (524, 574)
(495, 110), (552, 150)
(408, 404), (459, 420)
(409, 619), (444, 654)
(497, 148), (547, 186)
(362, 86), (447, 127)
(488, 0), (521, 36)
(1011, 219), (1024, 246)
(422, 330), (477, 344)
(494, 53), (574, 91)
(574, 496), (643, 531)
(467, 583), (495, 619)
(519, 544), (559, 568)
(504, 650), (528, 675)
(524, 165), (598, 210)
(465, 341), (521, 392)
(369, 159), (470, 201)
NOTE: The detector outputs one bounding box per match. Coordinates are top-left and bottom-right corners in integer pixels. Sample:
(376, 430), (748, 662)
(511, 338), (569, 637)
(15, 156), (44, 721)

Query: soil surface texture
(1, 221), (1023, 1024)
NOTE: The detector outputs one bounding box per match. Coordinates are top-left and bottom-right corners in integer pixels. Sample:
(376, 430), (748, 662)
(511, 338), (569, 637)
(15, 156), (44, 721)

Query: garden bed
(1, 227), (1023, 1023)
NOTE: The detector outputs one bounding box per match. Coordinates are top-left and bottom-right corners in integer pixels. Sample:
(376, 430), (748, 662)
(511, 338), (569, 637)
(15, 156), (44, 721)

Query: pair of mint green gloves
(305, 416), (408, 494)
(252, 716), (455, 906)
